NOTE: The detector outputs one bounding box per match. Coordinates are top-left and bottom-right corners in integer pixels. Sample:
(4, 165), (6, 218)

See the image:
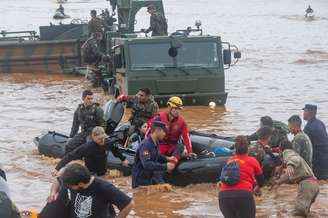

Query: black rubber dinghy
(34, 101), (235, 186)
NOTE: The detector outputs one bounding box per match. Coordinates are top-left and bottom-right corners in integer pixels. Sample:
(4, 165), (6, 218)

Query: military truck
(104, 0), (241, 106)
(0, 0), (240, 106)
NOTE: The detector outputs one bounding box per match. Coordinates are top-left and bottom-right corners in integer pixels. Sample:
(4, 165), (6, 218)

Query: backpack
(220, 160), (240, 186)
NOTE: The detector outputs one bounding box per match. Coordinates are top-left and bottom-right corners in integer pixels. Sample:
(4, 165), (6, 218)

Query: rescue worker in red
(148, 96), (194, 167)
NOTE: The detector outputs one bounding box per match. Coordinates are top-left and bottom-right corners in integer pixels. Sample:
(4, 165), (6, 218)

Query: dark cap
(302, 104), (317, 112)
(147, 5), (156, 11)
(152, 121), (167, 131)
(260, 116), (273, 127)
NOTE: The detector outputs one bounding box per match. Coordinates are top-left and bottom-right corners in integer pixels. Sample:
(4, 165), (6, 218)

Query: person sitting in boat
(132, 121), (176, 188)
(65, 90), (105, 153)
(247, 116), (288, 149)
(52, 126), (129, 177)
(117, 88), (159, 135)
(82, 32), (110, 90)
(56, 4), (65, 15)
(148, 97), (194, 168)
(128, 122), (148, 150)
(306, 5), (314, 15)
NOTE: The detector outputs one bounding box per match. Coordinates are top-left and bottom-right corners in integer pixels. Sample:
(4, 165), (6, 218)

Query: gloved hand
(140, 28), (146, 32)
(117, 94), (126, 102)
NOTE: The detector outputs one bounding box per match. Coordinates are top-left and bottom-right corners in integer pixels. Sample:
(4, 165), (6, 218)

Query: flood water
(1, 0), (328, 217)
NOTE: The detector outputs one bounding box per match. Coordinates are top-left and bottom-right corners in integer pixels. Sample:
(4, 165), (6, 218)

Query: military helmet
(167, 96), (183, 109)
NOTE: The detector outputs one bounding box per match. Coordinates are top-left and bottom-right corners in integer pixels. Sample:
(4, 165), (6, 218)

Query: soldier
(88, 10), (103, 35)
(272, 140), (319, 217)
(132, 121), (175, 188)
(142, 5), (168, 36)
(82, 32), (108, 66)
(66, 90), (105, 153)
(118, 88), (159, 134)
(303, 104), (328, 179)
(57, 4), (65, 15)
(82, 31), (110, 90)
(248, 116), (288, 148)
(288, 115), (313, 167)
(248, 126), (273, 166)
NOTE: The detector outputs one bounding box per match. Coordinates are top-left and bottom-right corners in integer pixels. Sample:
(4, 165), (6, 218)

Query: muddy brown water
(1, 0), (328, 217)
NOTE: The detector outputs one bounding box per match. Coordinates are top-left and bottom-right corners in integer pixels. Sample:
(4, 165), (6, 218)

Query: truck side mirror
(114, 54), (122, 68)
(223, 49), (231, 65)
(234, 51), (241, 59)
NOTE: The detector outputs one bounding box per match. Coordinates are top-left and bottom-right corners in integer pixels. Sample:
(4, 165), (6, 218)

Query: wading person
(248, 126), (273, 166)
(132, 121), (175, 188)
(142, 5), (168, 36)
(218, 136), (264, 218)
(53, 126), (129, 177)
(272, 140), (319, 217)
(46, 163), (133, 218)
(303, 104), (328, 179)
(149, 97), (194, 168)
(248, 116), (288, 148)
(66, 90), (105, 153)
(248, 126), (278, 179)
(118, 88), (158, 135)
(288, 115), (313, 167)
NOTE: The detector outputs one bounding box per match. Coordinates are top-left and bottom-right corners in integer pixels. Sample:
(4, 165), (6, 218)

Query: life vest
(77, 103), (99, 132)
(158, 112), (186, 145)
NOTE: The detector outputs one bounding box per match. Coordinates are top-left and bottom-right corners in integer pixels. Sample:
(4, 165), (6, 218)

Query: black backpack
(220, 160), (240, 186)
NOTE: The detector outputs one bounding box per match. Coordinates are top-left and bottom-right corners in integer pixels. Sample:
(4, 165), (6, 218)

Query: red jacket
(148, 112), (192, 153)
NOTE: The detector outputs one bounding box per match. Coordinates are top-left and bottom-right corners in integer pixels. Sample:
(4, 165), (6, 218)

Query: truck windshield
(129, 41), (219, 70)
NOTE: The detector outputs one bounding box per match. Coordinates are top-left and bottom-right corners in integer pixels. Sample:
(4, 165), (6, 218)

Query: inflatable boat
(34, 101), (235, 186)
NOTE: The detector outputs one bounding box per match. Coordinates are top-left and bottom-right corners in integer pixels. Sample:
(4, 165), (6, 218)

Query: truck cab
(110, 34), (236, 106)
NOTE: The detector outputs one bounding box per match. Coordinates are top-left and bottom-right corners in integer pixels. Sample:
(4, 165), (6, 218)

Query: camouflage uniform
(145, 12), (168, 36)
(248, 141), (266, 165)
(66, 103), (105, 153)
(292, 131), (313, 168)
(126, 95), (158, 134)
(248, 120), (288, 147)
(82, 36), (105, 66)
(281, 149), (319, 217)
(82, 36), (109, 89)
(88, 17), (104, 35)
